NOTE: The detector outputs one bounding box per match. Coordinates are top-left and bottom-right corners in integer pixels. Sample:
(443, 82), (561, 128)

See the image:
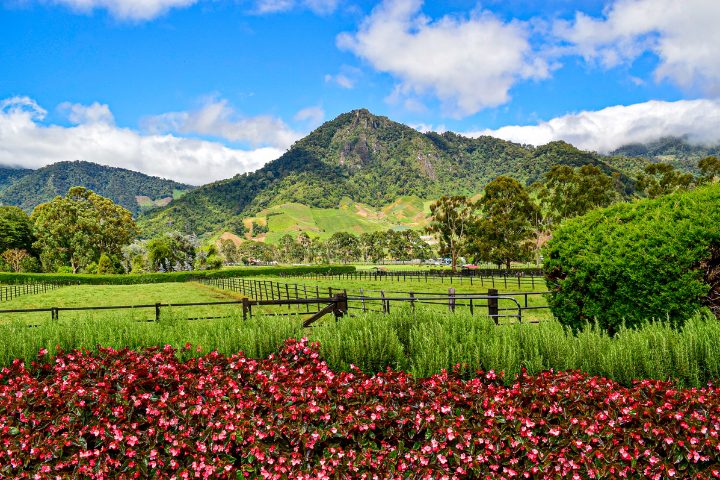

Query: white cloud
(252, 0), (339, 15)
(324, 73), (355, 89)
(337, 0), (549, 117)
(59, 101), (115, 125)
(47, 0), (198, 20)
(555, 0), (720, 94)
(0, 97), (284, 185)
(468, 99), (720, 152)
(142, 98), (302, 150)
(293, 106), (325, 126)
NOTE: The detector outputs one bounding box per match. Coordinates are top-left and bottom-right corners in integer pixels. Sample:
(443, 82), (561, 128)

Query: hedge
(0, 265), (356, 286)
(543, 185), (720, 333)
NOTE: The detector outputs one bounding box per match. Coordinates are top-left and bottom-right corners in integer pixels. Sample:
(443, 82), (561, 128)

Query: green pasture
(0, 282), (245, 325)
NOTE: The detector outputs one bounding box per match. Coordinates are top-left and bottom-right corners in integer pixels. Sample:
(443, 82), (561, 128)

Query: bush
(543, 185), (720, 333)
(95, 254), (115, 274)
(0, 265), (355, 285)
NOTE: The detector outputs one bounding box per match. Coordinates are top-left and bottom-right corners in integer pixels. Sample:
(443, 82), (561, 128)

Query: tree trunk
(506, 259), (511, 270)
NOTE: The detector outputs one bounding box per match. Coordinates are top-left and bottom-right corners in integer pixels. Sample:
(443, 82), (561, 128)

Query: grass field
(244, 196), (435, 243)
(0, 282), (245, 325)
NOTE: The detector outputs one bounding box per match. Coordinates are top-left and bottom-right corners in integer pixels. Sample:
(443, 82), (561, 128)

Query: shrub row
(0, 265), (355, 285)
(2, 339), (719, 478)
(3, 307), (720, 387)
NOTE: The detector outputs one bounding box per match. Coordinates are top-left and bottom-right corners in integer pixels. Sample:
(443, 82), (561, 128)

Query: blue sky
(1, 0), (719, 184)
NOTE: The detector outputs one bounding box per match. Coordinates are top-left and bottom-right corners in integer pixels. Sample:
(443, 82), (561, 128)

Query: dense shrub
(3, 339), (720, 478)
(544, 185), (720, 333)
(0, 265), (355, 285)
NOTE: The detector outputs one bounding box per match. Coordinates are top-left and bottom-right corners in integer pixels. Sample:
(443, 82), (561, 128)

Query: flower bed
(2, 340), (720, 479)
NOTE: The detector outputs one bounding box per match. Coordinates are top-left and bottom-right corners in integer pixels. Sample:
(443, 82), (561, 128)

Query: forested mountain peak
(138, 109), (637, 237)
(0, 160), (193, 215)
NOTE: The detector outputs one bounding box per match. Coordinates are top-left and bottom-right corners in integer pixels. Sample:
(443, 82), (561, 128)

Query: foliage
(427, 196), (474, 271)
(251, 220), (268, 237)
(699, 156), (720, 184)
(0, 248), (30, 272)
(537, 164), (623, 225)
(95, 253), (116, 274)
(31, 187), (139, 274)
(237, 240), (276, 263)
(636, 162), (695, 198)
(326, 232), (360, 264)
(0, 206), (35, 254)
(612, 136), (720, 174)
(544, 185), (720, 333)
(146, 232), (197, 272)
(194, 244), (223, 270)
(467, 176), (539, 268)
(0, 160), (192, 215)
(3, 337), (720, 478)
(0, 265), (355, 285)
(218, 239), (239, 264)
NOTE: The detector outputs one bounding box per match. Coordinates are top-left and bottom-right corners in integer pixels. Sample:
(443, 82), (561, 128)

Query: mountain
(611, 137), (720, 174)
(139, 109), (639, 238)
(0, 166), (33, 191)
(0, 161), (193, 215)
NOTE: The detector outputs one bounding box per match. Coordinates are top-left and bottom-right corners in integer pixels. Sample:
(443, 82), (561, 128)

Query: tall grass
(2, 306), (720, 387)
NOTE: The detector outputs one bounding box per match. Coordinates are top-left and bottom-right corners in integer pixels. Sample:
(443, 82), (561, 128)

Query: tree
(219, 239), (239, 264)
(538, 165), (622, 225)
(359, 232), (386, 263)
(0, 207), (35, 254)
(467, 177), (539, 269)
(297, 232), (313, 263)
(699, 156), (720, 184)
(426, 196), (474, 272)
(31, 187), (138, 273)
(1, 248), (30, 272)
(277, 234), (302, 264)
(195, 244), (223, 270)
(237, 240), (276, 264)
(327, 232), (360, 264)
(147, 232), (197, 272)
(637, 163), (695, 198)
(96, 253), (115, 274)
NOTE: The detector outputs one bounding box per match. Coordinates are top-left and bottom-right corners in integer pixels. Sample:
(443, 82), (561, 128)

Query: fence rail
(0, 281), (73, 302)
(0, 296), (348, 325)
(201, 277), (549, 323)
(279, 269), (545, 289)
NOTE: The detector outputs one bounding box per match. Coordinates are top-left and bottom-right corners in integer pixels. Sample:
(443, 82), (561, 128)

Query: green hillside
(239, 196), (431, 243)
(611, 137), (720, 174)
(139, 109), (639, 238)
(0, 161), (193, 215)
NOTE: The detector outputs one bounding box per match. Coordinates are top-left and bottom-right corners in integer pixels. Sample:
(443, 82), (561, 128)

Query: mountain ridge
(0, 160), (193, 215)
(137, 109), (648, 237)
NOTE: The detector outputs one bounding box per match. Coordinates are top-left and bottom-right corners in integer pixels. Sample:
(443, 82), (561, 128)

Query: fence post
(488, 289), (498, 324)
(242, 298), (249, 321)
(155, 303), (161, 322)
(381, 291), (387, 314)
(333, 293), (348, 319)
(448, 287), (456, 312)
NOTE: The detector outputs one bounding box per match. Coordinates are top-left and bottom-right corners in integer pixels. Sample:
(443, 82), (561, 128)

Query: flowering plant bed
(2, 340), (720, 479)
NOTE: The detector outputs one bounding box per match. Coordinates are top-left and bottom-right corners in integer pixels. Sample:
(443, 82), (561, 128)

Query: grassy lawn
(0, 282), (244, 325)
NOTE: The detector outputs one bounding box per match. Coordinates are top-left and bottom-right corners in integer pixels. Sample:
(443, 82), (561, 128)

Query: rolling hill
(139, 108), (643, 238)
(0, 161), (193, 215)
(611, 136), (720, 174)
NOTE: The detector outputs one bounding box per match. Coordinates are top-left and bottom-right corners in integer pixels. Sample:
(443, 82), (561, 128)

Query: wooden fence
(279, 269), (545, 289)
(0, 281), (73, 302)
(201, 277), (549, 323)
